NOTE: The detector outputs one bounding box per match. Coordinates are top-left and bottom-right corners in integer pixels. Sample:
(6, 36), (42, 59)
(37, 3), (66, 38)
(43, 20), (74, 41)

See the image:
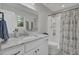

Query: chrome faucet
(13, 28), (18, 38)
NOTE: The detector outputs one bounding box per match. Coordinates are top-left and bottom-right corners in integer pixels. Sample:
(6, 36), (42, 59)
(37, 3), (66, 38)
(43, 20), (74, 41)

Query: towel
(0, 20), (9, 41)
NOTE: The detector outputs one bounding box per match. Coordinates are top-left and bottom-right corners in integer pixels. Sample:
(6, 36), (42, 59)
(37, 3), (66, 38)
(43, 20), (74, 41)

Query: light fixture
(61, 5), (65, 7)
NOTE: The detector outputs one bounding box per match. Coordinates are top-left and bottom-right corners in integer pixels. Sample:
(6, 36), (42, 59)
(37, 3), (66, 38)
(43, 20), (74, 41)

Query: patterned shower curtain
(60, 8), (79, 55)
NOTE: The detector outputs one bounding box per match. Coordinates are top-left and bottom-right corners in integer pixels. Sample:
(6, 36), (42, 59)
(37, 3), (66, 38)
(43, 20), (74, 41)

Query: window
(17, 16), (24, 27)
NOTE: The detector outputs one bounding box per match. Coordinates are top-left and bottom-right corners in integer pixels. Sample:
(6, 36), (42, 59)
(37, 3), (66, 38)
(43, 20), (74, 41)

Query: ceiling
(21, 3), (36, 11)
(43, 3), (79, 12)
(20, 3), (79, 15)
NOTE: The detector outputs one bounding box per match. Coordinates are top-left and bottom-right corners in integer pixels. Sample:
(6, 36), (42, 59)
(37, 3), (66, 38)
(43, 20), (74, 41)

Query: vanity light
(61, 5), (65, 7)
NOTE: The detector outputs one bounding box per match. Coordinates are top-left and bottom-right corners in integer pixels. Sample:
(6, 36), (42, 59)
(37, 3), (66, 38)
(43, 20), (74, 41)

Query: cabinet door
(24, 44), (48, 55)
(24, 38), (47, 52)
(24, 39), (48, 55)
(37, 42), (48, 55)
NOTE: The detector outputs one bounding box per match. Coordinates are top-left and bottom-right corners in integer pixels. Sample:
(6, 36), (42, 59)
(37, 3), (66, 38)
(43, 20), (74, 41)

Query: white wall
(34, 3), (52, 33)
(38, 13), (48, 33)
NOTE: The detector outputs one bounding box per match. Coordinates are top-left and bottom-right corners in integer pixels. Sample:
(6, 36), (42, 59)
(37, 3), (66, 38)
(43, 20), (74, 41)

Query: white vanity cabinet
(25, 43), (48, 55)
(24, 37), (48, 55)
(0, 35), (48, 55)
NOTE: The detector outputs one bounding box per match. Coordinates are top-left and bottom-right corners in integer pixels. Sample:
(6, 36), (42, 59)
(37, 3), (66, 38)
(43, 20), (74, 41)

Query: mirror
(25, 18), (38, 32)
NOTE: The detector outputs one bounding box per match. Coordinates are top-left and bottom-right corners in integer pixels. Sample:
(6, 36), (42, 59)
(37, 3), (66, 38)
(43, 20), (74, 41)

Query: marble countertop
(0, 34), (48, 50)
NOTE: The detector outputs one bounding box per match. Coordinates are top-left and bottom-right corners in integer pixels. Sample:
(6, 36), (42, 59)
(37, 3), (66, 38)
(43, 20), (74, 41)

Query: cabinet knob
(37, 49), (39, 51)
(35, 50), (37, 53)
(13, 51), (21, 55)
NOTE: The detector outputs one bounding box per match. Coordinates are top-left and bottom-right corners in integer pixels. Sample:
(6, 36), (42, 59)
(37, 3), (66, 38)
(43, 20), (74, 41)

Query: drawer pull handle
(37, 49), (39, 51)
(35, 50), (37, 53)
(13, 51), (21, 55)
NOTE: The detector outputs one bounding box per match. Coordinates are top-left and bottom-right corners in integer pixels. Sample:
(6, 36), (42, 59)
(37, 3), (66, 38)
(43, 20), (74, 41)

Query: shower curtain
(48, 8), (79, 55)
(60, 8), (79, 55)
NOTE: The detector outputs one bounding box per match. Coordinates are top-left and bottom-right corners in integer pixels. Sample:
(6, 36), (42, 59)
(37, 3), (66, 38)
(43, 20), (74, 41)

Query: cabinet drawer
(1, 44), (24, 55)
(24, 40), (48, 55)
(24, 37), (48, 52)
(24, 49), (37, 55)
(36, 41), (48, 55)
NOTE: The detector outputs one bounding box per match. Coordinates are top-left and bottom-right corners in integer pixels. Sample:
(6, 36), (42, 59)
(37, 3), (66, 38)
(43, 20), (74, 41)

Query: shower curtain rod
(48, 6), (79, 16)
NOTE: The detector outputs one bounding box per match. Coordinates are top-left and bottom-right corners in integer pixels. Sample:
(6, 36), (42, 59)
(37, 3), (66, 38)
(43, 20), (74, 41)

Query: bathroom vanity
(0, 8), (48, 55)
(0, 34), (48, 55)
